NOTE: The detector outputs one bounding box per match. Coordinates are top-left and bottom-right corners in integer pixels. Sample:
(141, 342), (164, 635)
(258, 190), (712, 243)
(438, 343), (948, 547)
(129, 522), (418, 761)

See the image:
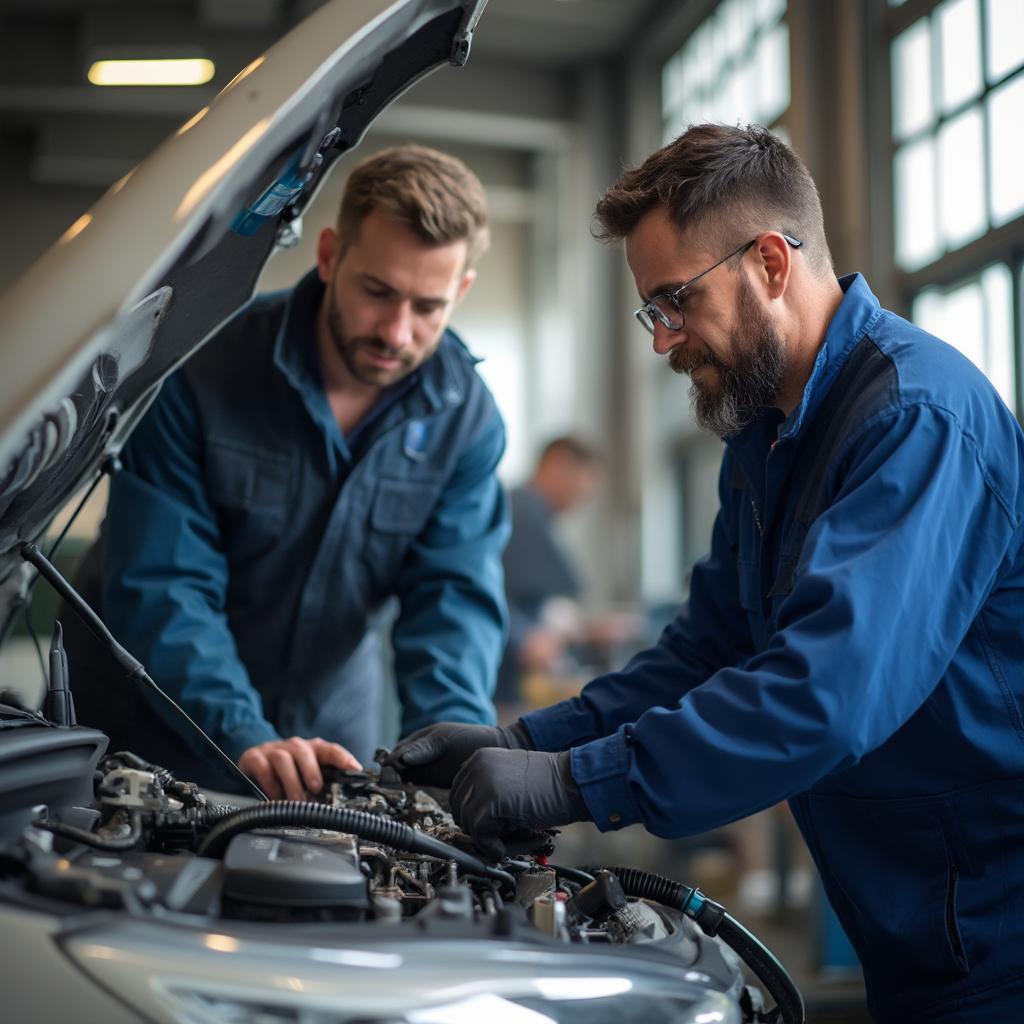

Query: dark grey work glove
(379, 720), (533, 788)
(449, 747), (591, 860)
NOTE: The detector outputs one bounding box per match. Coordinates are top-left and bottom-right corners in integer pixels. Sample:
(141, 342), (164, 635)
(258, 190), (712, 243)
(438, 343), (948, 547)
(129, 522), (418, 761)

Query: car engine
(0, 704), (802, 1024)
(15, 748), (710, 946)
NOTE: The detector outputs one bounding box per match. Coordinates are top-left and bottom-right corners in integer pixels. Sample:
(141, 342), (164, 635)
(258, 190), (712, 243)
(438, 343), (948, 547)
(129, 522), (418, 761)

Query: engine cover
(222, 831), (368, 913)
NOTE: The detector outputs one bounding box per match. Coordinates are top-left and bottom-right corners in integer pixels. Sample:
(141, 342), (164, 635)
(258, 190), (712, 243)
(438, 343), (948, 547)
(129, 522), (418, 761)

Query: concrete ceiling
(472, 0), (660, 65)
(0, 0), (666, 190)
(0, 1), (663, 78)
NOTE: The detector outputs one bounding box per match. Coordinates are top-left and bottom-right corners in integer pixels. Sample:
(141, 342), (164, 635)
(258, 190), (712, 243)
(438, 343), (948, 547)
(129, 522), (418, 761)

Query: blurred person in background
(495, 436), (641, 720)
(63, 145), (509, 800)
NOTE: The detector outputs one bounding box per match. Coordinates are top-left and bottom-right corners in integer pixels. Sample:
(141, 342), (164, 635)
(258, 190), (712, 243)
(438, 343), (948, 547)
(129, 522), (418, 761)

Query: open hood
(0, 0), (487, 637)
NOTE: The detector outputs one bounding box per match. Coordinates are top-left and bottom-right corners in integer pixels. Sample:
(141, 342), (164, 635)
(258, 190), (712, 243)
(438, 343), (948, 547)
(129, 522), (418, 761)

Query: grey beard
(690, 339), (786, 436)
(684, 282), (788, 437)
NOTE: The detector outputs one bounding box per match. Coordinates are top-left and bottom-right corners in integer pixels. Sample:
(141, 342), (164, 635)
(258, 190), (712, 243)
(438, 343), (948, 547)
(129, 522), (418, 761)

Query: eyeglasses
(634, 233), (804, 335)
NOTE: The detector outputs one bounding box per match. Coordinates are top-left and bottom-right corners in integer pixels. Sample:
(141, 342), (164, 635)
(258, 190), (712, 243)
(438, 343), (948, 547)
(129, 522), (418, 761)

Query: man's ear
(756, 232), (792, 300)
(316, 227), (340, 283)
(454, 267), (477, 305)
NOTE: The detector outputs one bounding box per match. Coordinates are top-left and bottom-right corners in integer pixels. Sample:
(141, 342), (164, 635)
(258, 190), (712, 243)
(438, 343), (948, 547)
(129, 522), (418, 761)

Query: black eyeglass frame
(634, 233), (804, 335)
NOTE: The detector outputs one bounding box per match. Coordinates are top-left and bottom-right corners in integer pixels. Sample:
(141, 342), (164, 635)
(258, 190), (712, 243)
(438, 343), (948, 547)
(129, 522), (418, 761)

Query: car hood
(0, 0), (486, 639)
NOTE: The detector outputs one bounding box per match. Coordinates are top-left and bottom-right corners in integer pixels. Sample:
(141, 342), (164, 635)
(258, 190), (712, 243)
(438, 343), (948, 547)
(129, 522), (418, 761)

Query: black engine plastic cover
(222, 831), (369, 910)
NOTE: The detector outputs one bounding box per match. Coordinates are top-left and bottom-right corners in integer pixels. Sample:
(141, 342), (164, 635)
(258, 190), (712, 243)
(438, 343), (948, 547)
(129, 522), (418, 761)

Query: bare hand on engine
(239, 736), (362, 800)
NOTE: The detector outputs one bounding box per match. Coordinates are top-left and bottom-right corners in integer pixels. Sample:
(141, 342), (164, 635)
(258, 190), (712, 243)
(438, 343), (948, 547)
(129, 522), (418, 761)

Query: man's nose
(378, 301), (414, 348)
(652, 320), (685, 356)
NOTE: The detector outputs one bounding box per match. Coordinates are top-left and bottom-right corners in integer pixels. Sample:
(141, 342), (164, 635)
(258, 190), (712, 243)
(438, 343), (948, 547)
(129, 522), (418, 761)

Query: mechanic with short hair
(68, 145), (509, 801)
(384, 125), (1024, 1021)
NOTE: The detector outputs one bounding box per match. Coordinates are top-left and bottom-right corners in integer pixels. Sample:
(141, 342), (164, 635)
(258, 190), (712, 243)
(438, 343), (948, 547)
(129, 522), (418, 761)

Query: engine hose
(717, 913), (805, 1024)
(34, 812), (142, 852)
(196, 801), (515, 888)
(597, 866), (804, 1024)
(550, 864), (595, 886)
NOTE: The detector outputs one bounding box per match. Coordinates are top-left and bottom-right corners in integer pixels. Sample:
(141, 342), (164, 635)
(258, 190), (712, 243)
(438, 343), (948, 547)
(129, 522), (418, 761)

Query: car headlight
(160, 986), (739, 1024)
(62, 923), (741, 1024)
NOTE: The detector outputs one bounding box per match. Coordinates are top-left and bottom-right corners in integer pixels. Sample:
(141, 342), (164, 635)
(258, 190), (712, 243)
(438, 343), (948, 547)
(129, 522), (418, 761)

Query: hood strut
(20, 541), (267, 802)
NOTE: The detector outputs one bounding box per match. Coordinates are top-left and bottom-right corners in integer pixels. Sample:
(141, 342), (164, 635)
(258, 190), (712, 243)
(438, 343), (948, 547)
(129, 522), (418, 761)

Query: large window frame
(882, 0), (1024, 419)
(661, 0), (790, 143)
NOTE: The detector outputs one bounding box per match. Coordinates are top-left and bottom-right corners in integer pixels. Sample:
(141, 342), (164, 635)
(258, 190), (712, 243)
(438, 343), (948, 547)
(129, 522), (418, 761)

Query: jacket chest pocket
(363, 476), (444, 597)
(765, 520), (810, 629)
(736, 557), (770, 649)
(735, 519), (809, 642)
(205, 440), (295, 566)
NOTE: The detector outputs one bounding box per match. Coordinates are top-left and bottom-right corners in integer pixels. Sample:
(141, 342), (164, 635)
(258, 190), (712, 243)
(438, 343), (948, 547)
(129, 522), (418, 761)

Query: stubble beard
(669, 276), (788, 437)
(324, 282), (420, 388)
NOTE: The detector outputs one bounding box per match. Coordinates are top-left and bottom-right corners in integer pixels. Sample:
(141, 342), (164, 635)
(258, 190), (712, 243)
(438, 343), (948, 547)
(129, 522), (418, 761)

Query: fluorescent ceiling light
(87, 58), (215, 87)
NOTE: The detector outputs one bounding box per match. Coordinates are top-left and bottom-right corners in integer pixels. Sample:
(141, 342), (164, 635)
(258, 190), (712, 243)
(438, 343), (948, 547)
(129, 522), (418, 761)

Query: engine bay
(12, 747), (711, 949)
(0, 703), (802, 1023)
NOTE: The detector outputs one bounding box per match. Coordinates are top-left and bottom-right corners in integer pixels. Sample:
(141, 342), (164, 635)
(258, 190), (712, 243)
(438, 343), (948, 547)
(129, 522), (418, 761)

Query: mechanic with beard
(66, 145), (510, 800)
(383, 125), (1024, 1022)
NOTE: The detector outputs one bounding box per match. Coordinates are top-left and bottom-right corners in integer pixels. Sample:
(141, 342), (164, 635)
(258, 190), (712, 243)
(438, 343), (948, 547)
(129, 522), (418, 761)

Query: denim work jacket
(89, 270), (509, 786)
(524, 275), (1024, 1020)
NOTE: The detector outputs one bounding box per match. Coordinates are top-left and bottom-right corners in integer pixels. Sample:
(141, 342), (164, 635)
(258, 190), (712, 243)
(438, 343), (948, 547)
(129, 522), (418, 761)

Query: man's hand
(239, 736), (362, 800)
(380, 721), (532, 788)
(449, 747), (590, 859)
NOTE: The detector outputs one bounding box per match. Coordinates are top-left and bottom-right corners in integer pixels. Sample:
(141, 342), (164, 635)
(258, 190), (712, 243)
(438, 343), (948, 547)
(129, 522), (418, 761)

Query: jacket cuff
(570, 729), (644, 832)
(219, 720), (281, 763)
(520, 698), (602, 752)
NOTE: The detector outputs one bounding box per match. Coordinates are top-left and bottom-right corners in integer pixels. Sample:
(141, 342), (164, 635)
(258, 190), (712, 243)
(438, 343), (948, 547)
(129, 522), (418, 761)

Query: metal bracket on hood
(451, 0), (486, 66)
(450, 32), (472, 66)
(275, 218), (303, 251)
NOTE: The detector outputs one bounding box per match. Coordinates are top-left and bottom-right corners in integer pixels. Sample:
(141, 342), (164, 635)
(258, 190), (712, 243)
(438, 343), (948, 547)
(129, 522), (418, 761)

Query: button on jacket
(79, 270), (509, 787)
(522, 275), (1024, 1020)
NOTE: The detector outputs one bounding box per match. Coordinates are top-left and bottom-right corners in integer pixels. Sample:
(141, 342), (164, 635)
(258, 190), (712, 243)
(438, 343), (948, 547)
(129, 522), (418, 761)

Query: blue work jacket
(523, 275), (1024, 1020)
(91, 270), (509, 786)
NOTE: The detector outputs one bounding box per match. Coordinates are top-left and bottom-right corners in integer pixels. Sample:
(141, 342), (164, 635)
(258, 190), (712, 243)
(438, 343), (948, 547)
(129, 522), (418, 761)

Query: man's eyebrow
(644, 280), (684, 299)
(359, 273), (448, 305)
(359, 273), (397, 292)
(643, 279), (700, 302)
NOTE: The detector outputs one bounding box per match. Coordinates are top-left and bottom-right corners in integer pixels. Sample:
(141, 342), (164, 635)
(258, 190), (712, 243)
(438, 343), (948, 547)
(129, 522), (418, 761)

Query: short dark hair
(539, 435), (603, 466)
(338, 144), (490, 267)
(594, 123), (832, 275)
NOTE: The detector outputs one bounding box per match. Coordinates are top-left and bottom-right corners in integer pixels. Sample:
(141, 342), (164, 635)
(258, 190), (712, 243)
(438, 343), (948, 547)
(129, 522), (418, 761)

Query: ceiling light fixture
(87, 58), (215, 87)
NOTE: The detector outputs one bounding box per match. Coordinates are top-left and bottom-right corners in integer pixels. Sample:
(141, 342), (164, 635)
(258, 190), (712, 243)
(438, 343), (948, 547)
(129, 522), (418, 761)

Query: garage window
(889, 0), (1024, 416)
(661, 0), (789, 143)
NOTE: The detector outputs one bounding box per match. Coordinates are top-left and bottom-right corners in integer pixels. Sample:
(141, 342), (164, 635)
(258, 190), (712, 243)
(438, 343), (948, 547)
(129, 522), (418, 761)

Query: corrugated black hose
(597, 865), (804, 1024)
(196, 801), (515, 888)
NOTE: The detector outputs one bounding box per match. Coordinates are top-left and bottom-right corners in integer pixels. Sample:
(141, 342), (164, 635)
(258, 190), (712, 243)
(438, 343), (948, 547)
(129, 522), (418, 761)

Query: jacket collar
(778, 272), (884, 442)
(725, 273), (884, 466)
